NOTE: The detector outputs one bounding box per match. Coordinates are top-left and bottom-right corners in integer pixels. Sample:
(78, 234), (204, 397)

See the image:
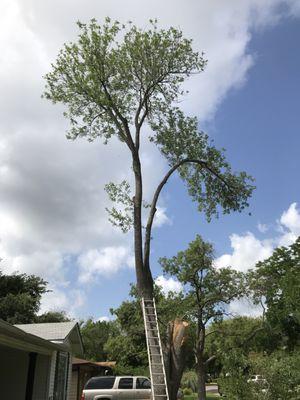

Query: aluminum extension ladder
(142, 297), (169, 400)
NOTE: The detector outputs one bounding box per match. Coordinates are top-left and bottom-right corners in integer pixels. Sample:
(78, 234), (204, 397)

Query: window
(53, 351), (69, 400)
(136, 378), (151, 389)
(118, 378), (133, 389)
(85, 377), (115, 389)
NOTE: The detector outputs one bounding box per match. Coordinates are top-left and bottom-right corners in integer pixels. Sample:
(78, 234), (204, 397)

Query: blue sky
(0, 1), (299, 320)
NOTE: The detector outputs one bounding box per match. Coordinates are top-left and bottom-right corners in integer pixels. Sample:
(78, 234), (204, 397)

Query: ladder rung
(146, 313), (156, 316)
(152, 372), (164, 375)
(149, 344), (160, 347)
(148, 336), (159, 339)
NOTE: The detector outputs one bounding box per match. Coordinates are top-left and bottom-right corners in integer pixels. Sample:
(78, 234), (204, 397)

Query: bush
(218, 351), (300, 400)
(183, 387), (193, 396)
(181, 370), (198, 392)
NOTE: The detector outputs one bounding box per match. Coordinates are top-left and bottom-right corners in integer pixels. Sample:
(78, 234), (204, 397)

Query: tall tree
(160, 235), (247, 400)
(250, 237), (300, 350)
(43, 18), (254, 300)
(0, 270), (47, 324)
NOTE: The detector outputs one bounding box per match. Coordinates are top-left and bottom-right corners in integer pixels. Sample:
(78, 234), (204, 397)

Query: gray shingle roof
(15, 321), (77, 341)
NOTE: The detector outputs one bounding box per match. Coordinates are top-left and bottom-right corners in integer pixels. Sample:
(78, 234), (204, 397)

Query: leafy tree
(43, 18), (254, 300)
(36, 310), (71, 323)
(0, 270), (47, 324)
(160, 235), (247, 400)
(105, 286), (189, 375)
(105, 301), (148, 374)
(250, 237), (300, 350)
(218, 351), (300, 400)
(80, 318), (115, 361)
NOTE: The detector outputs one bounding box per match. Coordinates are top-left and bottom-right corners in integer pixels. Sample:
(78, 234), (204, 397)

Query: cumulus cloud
(216, 202), (300, 272)
(215, 232), (273, 272)
(0, 0), (299, 316)
(77, 246), (134, 283)
(40, 287), (86, 318)
(155, 275), (183, 295)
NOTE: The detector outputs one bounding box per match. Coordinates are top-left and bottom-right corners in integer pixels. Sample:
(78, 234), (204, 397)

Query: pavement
(206, 384), (220, 395)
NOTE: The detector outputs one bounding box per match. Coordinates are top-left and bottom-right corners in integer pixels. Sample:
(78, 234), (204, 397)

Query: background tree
(218, 239), (300, 399)
(0, 270), (47, 324)
(80, 318), (115, 361)
(160, 235), (247, 400)
(36, 310), (70, 323)
(250, 237), (300, 350)
(104, 285), (191, 376)
(43, 18), (254, 300)
(0, 270), (70, 324)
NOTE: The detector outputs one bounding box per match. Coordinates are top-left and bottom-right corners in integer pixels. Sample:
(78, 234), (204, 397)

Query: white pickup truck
(81, 376), (152, 400)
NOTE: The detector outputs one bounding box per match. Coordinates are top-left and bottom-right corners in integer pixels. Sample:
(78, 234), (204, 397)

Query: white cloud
(40, 287), (86, 318)
(155, 275), (183, 295)
(215, 232), (273, 272)
(216, 202), (300, 273)
(153, 207), (172, 228)
(280, 202), (300, 235)
(257, 222), (268, 233)
(77, 246), (134, 283)
(228, 298), (263, 318)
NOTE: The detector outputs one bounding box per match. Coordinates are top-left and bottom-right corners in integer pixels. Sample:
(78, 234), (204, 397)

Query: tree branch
(143, 158), (234, 267)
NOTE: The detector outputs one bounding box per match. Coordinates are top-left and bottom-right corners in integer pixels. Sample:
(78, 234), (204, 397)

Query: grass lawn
(184, 394), (221, 399)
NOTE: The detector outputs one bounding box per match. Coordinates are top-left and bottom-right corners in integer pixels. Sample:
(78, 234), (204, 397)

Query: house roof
(0, 319), (67, 355)
(15, 321), (77, 341)
(15, 321), (84, 356)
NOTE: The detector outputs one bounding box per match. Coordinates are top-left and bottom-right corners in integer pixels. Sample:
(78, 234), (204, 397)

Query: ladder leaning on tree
(142, 298), (169, 400)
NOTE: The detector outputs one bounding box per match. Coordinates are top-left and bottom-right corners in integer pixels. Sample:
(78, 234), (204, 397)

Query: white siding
(48, 350), (57, 399)
(66, 351), (73, 400)
(69, 370), (79, 400)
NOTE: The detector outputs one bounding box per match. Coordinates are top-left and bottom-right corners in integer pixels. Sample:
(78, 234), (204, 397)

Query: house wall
(69, 369), (79, 400)
(32, 353), (51, 400)
(66, 350), (73, 400)
(0, 344), (29, 399)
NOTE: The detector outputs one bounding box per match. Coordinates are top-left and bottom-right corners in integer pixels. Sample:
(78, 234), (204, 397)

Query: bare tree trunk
(195, 323), (206, 400)
(132, 155), (153, 298)
(196, 358), (206, 400)
(164, 319), (189, 400)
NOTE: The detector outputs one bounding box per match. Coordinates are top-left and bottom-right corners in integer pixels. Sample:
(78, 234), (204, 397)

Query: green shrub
(181, 370), (198, 392)
(183, 387), (193, 396)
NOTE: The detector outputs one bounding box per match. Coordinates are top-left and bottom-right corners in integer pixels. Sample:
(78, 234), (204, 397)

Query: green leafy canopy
(43, 18), (254, 231)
